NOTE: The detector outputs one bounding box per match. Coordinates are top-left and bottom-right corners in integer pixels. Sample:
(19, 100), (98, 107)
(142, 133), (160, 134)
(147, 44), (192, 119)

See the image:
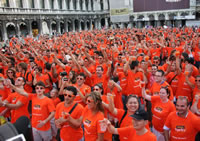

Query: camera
(60, 72), (67, 77)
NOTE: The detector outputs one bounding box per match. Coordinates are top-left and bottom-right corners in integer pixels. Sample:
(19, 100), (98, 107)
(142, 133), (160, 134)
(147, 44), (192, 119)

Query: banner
(133, 0), (190, 12)
(110, 0), (130, 23)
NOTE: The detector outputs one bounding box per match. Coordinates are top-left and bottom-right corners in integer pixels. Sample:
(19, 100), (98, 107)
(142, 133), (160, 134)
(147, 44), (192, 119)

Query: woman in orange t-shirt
(142, 86), (175, 141)
(67, 92), (106, 141)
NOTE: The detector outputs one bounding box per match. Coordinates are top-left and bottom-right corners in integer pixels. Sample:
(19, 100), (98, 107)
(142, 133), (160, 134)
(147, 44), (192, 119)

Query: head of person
(151, 64), (158, 76)
(96, 66), (104, 77)
(86, 91), (104, 113)
(130, 60), (139, 70)
(69, 71), (76, 84)
(50, 88), (58, 98)
(108, 77), (118, 89)
(126, 95), (141, 113)
(36, 66), (42, 74)
(18, 62), (27, 72)
(159, 86), (170, 102)
(195, 75), (200, 88)
(76, 73), (86, 86)
(130, 108), (148, 131)
(35, 81), (46, 95)
(63, 86), (77, 104)
(118, 53), (123, 62)
(15, 77), (26, 87)
(176, 96), (190, 117)
(93, 83), (104, 95)
(6, 68), (16, 79)
(155, 70), (164, 83)
(153, 56), (160, 66)
(84, 57), (89, 66)
(98, 54), (104, 64)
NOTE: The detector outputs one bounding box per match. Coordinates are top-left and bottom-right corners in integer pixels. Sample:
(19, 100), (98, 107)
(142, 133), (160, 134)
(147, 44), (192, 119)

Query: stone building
(0, 0), (110, 41)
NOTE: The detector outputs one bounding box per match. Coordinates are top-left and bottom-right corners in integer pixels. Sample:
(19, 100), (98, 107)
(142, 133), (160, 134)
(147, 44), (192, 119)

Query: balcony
(0, 7), (109, 15)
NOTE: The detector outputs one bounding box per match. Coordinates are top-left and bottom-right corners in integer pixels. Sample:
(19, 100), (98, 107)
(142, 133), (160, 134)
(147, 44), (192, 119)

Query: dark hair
(18, 62), (27, 71)
(45, 63), (51, 71)
(93, 83), (104, 95)
(69, 71), (76, 84)
(35, 81), (45, 87)
(157, 69), (164, 76)
(97, 66), (104, 71)
(78, 73), (86, 79)
(130, 60), (139, 70)
(86, 92), (104, 113)
(160, 86), (170, 98)
(64, 86), (77, 96)
(185, 57), (194, 64)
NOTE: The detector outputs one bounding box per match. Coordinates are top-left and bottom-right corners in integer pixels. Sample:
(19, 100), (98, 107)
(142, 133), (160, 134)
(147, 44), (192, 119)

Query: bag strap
(169, 74), (177, 85)
(118, 110), (127, 127)
(69, 103), (78, 114)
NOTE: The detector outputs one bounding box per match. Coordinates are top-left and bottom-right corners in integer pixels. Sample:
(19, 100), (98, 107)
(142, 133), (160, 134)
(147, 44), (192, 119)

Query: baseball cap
(130, 108), (148, 120)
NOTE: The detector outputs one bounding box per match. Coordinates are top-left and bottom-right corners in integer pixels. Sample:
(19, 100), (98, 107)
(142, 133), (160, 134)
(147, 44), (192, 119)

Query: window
(40, 0), (45, 8)
(16, 0), (23, 8)
(2, 0), (9, 7)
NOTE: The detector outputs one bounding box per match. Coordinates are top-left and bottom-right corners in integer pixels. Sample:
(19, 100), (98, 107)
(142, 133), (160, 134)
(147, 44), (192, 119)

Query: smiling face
(86, 96), (96, 110)
(132, 118), (147, 131)
(63, 90), (75, 104)
(159, 88), (169, 101)
(126, 97), (139, 113)
(35, 85), (45, 95)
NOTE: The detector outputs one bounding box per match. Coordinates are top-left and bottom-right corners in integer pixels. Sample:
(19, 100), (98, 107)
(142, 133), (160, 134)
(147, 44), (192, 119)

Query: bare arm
(142, 87), (151, 101)
(163, 129), (170, 141)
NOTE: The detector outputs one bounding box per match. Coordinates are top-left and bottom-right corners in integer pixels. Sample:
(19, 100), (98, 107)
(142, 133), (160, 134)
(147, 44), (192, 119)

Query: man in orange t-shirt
(55, 86), (84, 141)
(164, 97), (200, 141)
(0, 77), (29, 123)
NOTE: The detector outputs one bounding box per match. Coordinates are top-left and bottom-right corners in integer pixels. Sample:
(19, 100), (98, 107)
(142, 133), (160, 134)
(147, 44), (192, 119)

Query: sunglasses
(7, 72), (13, 74)
(16, 79), (23, 81)
(93, 88), (100, 91)
(86, 99), (94, 103)
(153, 61), (159, 64)
(195, 80), (200, 82)
(63, 94), (74, 98)
(36, 87), (44, 90)
(77, 77), (83, 80)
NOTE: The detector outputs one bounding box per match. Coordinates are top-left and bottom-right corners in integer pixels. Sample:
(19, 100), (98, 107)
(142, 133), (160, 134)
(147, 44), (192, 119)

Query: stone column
(9, 0), (16, 7)
(84, 21), (87, 31)
(76, 0), (80, 10)
(69, 0), (74, 10)
(34, 0), (40, 9)
(56, 20), (61, 34)
(82, 0), (86, 11)
(44, 0), (50, 9)
(2, 21), (8, 41)
(88, 0), (91, 11)
(62, 0), (67, 9)
(72, 20), (75, 32)
(64, 20), (68, 32)
(103, 0), (108, 10)
(14, 21), (20, 38)
(90, 19), (93, 30)
(22, 0), (29, 8)
(94, 0), (100, 11)
(28, 20), (33, 36)
(47, 19), (52, 35)
(54, 0), (59, 9)
(105, 18), (108, 29)
(38, 19), (42, 35)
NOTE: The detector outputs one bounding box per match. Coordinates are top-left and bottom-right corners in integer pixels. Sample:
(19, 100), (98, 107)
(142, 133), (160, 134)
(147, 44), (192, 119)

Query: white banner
(109, 0), (130, 23)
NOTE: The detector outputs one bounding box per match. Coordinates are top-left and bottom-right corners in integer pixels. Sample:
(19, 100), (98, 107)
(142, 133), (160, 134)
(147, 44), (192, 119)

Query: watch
(2, 102), (6, 107)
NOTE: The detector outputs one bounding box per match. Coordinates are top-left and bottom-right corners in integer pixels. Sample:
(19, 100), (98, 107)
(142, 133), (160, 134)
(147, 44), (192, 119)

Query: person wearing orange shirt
(65, 92), (106, 141)
(142, 86), (176, 141)
(164, 96), (200, 141)
(105, 107), (156, 141)
(55, 86), (84, 141)
(73, 73), (91, 106)
(15, 81), (55, 141)
(0, 77), (29, 123)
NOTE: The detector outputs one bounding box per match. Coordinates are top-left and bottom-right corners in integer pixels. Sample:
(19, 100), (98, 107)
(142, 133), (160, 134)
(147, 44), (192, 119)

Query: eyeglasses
(7, 72), (13, 74)
(153, 61), (159, 64)
(195, 80), (200, 82)
(36, 87), (44, 90)
(86, 99), (94, 103)
(16, 79), (23, 81)
(77, 77), (83, 80)
(93, 88), (100, 91)
(63, 94), (74, 98)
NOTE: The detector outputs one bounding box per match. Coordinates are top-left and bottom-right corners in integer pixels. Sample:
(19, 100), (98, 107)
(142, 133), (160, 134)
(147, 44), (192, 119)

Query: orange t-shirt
(82, 106), (106, 141)
(118, 126), (157, 141)
(151, 96), (176, 132)
(29, 94), (55, 131)
(175, 73), (195, 102)
(164, 111), (200, 141)
(6, 92), (30, 123)
(150, 81), (174, 101)
(125, 70), (144, 97)
(166, 72), (178, 96)
(73, 83), (91, 106)
(55, 102), (83, 141)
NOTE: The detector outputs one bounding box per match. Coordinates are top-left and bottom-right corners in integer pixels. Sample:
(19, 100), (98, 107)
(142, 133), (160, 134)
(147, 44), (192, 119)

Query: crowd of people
(0, 27), (200, 141)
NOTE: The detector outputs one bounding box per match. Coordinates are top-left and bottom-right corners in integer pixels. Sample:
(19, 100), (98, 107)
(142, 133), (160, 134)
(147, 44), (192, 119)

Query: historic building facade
(0, 0), (110, 41)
